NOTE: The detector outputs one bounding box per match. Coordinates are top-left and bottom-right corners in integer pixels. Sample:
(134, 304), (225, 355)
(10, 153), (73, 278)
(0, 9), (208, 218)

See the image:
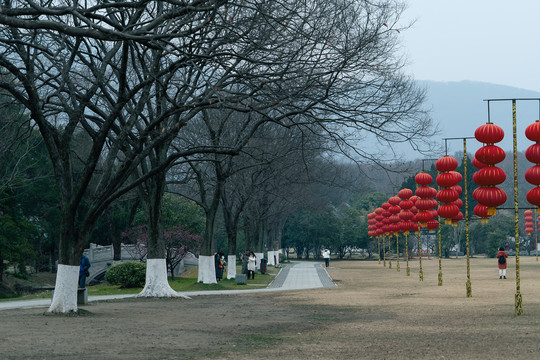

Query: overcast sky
(399, 0), (540, 92)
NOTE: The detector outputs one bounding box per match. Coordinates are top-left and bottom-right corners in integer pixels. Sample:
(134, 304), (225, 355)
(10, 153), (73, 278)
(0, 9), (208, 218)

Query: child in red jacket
(497, 247), (508, 279)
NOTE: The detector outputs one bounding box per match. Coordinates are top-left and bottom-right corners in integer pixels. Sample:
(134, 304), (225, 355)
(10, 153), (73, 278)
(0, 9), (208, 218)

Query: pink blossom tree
(122, 225), (202, 280)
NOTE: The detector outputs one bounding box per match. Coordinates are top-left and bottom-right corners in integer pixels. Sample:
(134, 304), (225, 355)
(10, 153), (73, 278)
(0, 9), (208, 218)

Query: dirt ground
(3, 256), (540, 360)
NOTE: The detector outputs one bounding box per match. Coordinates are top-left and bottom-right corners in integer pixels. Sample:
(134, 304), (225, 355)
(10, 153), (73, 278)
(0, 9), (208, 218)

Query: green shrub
(105, 261), (146, 288)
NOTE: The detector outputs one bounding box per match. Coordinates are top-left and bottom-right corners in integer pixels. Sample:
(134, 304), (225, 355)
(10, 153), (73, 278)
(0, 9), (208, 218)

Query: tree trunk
(107, 209), (122, 261)
(139, 259), (188, 298)
(0, 248), (3, 282)
(138, 167), (181, 296)
(48, 264), (79, 313)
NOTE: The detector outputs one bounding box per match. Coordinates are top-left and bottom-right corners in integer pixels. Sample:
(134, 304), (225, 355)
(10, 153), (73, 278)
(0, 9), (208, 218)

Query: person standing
(322, 249), (330, 268)
(247, 251), (256, 280)
(241, 249), (249, 275)
(215, 253), (224, 281)
(497, 246), (508, 279)
(79, 254), (91, 288)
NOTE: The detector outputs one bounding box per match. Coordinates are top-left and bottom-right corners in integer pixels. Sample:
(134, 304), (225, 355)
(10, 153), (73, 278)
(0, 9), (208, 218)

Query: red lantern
(473, 204), (490, 224)
(436, 188), (459, 203)
(426, 220), (439, 232)
(450, 171), (463, 183)
(525, 143), (540, 163)
(451, 185), (463, 195)
(415, 172), (432, 186)
(475, 145), (506, 165)
(526, 187), (540, 207)
(473, 167), (506, 186)
(525, 120), (540, 142)
(475, 123), (504, 144)
(436, 156), (458, 172)
(452, 198), (463, 208)
(436, 172), (459, 188)
(525, 166), (540, 185)
(398, 188), (413, 200)
(472, 157), (487, 169)
(524, 210), (533, 216)
(473, 187), (507, 214)
(437, 204), (459, 219)
(451, 211), (464, 225)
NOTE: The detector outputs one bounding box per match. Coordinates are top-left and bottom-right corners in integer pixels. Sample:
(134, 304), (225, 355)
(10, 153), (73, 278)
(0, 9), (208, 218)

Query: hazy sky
(399, 0), (540, 92)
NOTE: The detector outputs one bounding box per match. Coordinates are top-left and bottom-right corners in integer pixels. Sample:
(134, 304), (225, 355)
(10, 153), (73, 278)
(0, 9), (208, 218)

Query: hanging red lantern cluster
(388, 196), (402, 235)
(367, 212), (377, 238)
(436, 156), (460, 225)
(415, 172), (439, 232)
(471, 158), (490, 223)
(381, 202), (392, 236)
(524, 209), (534, 235)
(373, 207), (384, 238)
(473, 123), (507, 218)
(525, 120), (540, 208)
(450, 171), (464, 225)
(398, 188), (417, 234)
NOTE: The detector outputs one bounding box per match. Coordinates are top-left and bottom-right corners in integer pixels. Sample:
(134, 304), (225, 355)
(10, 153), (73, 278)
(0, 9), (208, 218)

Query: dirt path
(2, 256), (540, 359)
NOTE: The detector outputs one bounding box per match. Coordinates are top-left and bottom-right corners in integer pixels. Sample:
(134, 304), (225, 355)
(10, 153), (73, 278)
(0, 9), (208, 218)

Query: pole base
(515, 293), (523, 316)
(438, 272), (443, 286)
(419, 270), (423, 282)
(406, 267), (410, 276)
(466, 280), (472, 298)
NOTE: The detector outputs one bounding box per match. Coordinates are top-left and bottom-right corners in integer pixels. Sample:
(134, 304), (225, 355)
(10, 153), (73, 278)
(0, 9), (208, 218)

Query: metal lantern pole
(482, 98), (540, 315)
(405, 233), (410, 276)
(388, 234), (392, 269)
(383, 235), (386, 267)
(463, 139), (472, 298)
(511, 100), (523, 315)
(534, 208), (538, 261)
(378, 237), (381, 264)
(443, 136), (475, 297)
(396, 233), (400, 272)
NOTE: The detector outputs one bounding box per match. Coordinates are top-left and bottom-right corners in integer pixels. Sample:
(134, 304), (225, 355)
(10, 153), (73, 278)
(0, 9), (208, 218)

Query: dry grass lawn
(2, 256), (540, 359)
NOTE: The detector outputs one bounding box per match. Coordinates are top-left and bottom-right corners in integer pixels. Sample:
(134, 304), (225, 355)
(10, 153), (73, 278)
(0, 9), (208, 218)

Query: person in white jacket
(247, 251), (257, 280)
(322, 249), (330, 268)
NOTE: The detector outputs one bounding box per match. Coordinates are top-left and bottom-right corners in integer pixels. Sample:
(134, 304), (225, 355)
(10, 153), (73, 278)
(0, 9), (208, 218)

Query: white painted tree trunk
(255, 252), (263, 271)
(197, 255), (217, 284)
(276, 249), (282, 265)
(267, 250), (275, 265)
(138, 259), (190, 299)
(227, 255), (236, 279)
(47, 264), (79, 313)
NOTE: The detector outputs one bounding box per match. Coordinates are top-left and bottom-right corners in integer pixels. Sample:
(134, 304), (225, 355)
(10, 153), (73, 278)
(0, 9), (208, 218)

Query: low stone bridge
(83, 243), (198, 284)
(83, 243), (141, 284)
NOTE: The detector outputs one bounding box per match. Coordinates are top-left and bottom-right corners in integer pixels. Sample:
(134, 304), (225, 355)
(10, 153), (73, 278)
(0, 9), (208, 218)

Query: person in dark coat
(215, 253), (224, 281)
(241, 249), (249, 275)
(79, 254), (91, 288)
(496, 247), (508, 279)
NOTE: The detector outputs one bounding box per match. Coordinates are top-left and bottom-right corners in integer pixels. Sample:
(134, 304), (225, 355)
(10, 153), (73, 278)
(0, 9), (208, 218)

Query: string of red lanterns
(525, 120), (540, 208)
(524, 209), (534, 235)
(472, 122), (507, 220)
(436, 156), (460, 225)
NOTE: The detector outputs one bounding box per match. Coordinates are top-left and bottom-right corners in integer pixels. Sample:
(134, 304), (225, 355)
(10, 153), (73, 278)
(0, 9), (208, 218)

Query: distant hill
(418, 80), (540, 157)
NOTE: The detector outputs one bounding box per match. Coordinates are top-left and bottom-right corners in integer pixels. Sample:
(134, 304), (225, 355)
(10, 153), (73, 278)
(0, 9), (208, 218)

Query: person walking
(497, 246), (508, 279)
(79, 254), (91, 288)
(247, 251), (256, 280)
(322, 248), (330, 268)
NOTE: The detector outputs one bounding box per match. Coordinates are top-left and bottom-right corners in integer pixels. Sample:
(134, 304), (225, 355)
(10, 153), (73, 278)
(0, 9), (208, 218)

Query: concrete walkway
(0, 261), (335, 311)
